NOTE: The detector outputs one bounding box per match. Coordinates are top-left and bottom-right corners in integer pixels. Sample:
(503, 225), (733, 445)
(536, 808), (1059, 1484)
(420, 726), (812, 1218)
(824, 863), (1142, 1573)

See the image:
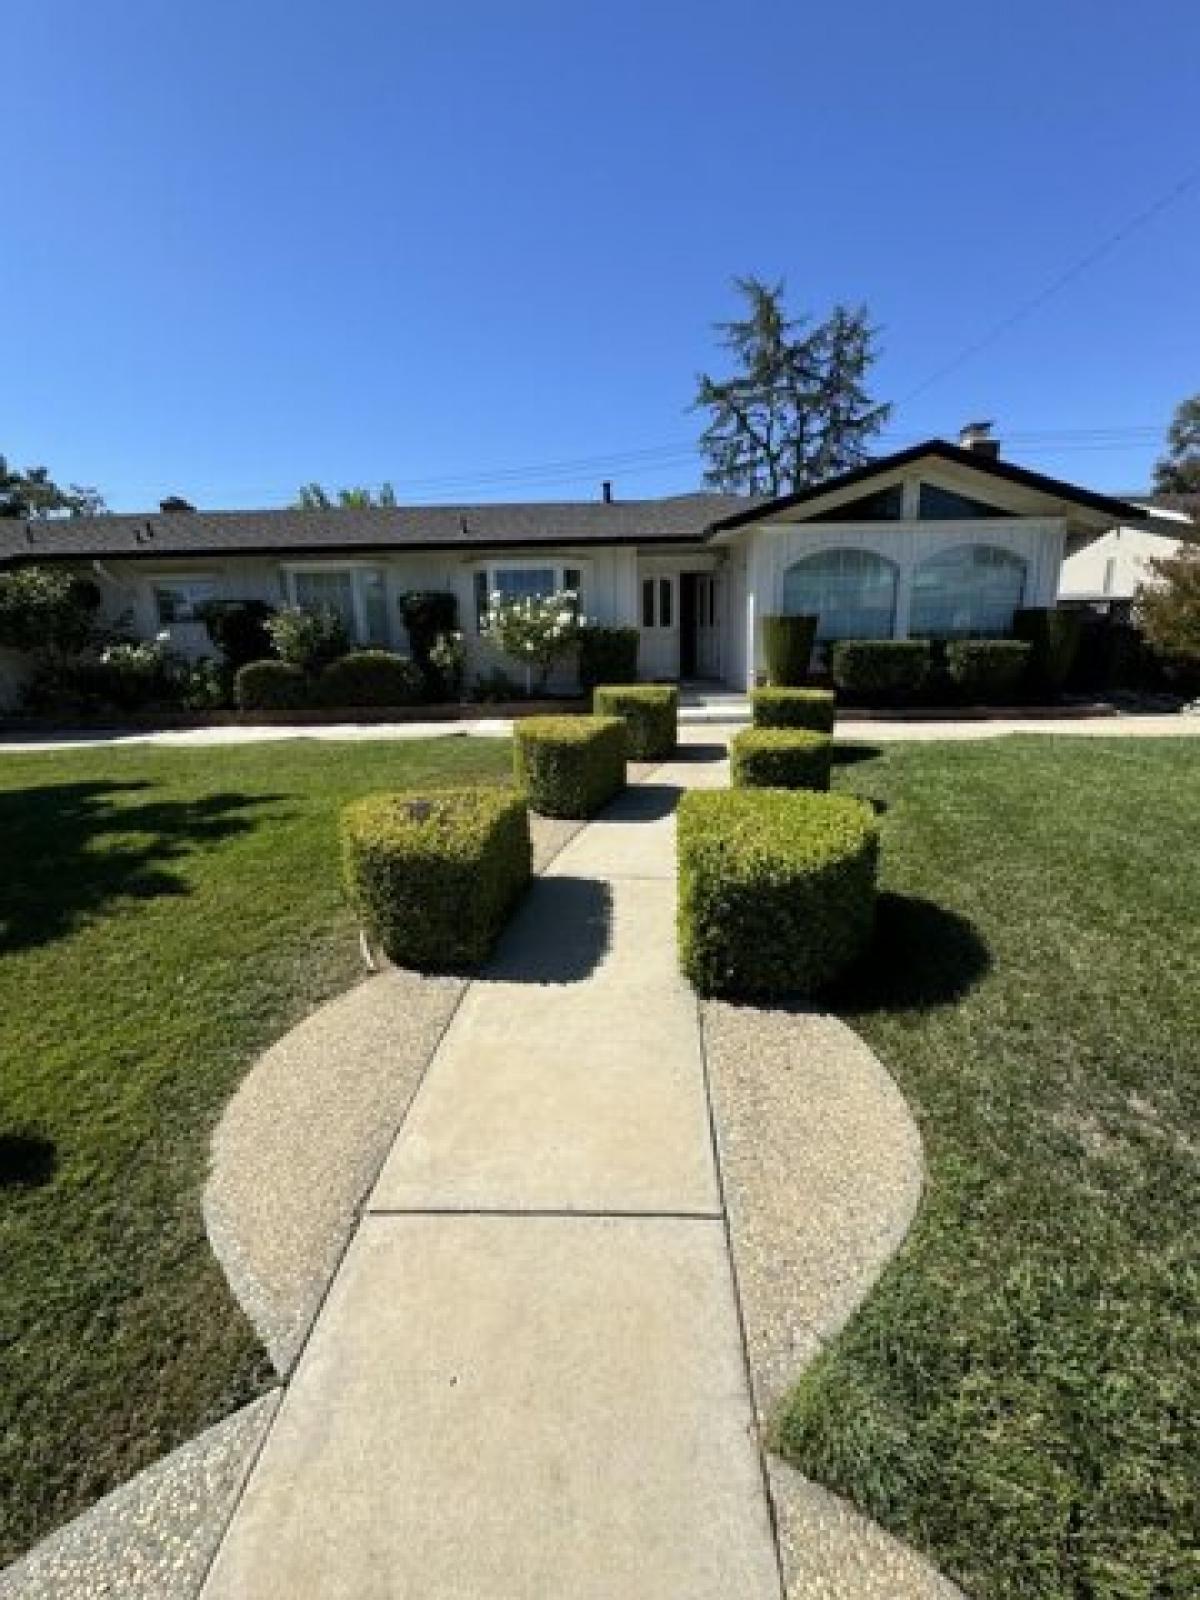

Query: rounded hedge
(317, 650), (423, 708)
(235, 659), (310, 711)
(751, 687), (836, 733)
(944, 639), (1031, 702)
(730, 727), (832, 791)
(677, 788), (878, 998)
(341, 787), (531, 970)
(592, 684), (678, 760)
(514, 715), (627, 818)
(761, 614), (817, 686)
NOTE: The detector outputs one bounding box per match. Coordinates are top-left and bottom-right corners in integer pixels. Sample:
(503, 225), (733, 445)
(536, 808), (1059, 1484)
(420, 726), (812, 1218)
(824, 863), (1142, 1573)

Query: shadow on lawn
(831, 742), (883, 768)
(0, 780), (282, 955)
(0, 1133), (57, 1190)
(831, 891), (992, 1013)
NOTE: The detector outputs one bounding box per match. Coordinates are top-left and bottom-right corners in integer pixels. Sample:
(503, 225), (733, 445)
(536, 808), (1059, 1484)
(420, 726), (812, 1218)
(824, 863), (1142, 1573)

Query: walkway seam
(366, 1206), (724, 1220)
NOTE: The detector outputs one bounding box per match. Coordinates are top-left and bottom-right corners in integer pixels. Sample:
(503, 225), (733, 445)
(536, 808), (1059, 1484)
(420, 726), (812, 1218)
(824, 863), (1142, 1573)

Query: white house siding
(733, 517), (1066, 688)
(1059, 524), (1184, 602)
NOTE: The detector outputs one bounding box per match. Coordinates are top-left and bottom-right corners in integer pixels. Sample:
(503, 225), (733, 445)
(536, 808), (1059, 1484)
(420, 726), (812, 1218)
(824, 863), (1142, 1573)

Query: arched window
(782, 548), (899, 641)
(909, 544), (1027, 638)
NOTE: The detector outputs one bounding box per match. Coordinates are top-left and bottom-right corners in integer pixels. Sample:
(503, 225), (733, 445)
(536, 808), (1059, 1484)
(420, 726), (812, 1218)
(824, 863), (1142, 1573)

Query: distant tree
(0, 455), (105, 519)
(1137, 544), (1200, 665)
(295, 482), (398, 508)
(693, 279), (891, 496)
(1152, 395), (1200, 494)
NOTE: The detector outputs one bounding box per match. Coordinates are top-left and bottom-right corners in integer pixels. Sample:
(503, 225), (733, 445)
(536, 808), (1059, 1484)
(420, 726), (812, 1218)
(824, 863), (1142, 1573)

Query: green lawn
(780, 737), (1199, 1600)
(0, 736), (512, 1565)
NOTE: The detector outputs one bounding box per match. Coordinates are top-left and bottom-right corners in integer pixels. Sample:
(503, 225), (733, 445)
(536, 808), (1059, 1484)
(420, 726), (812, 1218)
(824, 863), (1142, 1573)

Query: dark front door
(679, 573), (698, 678)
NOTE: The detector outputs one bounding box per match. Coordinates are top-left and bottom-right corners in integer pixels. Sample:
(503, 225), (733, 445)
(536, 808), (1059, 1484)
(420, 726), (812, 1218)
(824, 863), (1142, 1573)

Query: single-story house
(0, 427), (1147, 697)
(1058, 493), (1197, 615)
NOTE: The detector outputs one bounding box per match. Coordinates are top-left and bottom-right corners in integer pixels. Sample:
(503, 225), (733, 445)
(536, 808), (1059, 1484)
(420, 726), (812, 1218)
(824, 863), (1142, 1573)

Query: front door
(695, 574), (723, 679)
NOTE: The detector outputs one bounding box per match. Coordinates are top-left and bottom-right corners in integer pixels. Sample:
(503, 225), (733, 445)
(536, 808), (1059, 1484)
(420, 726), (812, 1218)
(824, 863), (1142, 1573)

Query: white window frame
(472, 558), (589, 631)
(282, 562), (390, 646)
(150, 574), (218, 626)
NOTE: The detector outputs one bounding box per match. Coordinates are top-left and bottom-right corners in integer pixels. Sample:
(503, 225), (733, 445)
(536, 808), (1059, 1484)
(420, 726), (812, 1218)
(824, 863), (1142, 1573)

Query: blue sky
(6, 0), (1199, 509)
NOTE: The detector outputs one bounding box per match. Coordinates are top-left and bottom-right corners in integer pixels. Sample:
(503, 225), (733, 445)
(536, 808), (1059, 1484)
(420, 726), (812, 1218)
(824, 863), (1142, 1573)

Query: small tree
(0, 567), (102, 655)
(693, 279), (891, 495)
(1152, 396), (1200, 494)
(1137, 544), (1200, 667)
(0, 456), (105, 519)
(483, 591), (582, 695)
(295, 482), (398, 508)
(201, 600), (276, 671)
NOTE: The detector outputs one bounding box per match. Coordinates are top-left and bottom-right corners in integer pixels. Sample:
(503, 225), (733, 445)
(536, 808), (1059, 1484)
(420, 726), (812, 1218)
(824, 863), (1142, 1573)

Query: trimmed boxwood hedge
(677, 788), (878, 998)
(514, 715), (627, 817)
(830, 640), (932, 700)
(761, 614), (818, 686)
(341, 787), (531, 969)
(592, 684), (678, 760)
(751, 686), (836, 733)
(578, 626), (639, 691)
(235, 659), (310, 711)
(944, 639), (1031, 702)
(730, 727), (832, 791)
(1014, 607), (1082, 696)
(317, 650), (423, 708)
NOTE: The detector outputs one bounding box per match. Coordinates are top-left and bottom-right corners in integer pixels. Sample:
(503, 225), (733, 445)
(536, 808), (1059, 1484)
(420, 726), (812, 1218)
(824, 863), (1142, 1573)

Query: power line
(899, 166), (1200, 406)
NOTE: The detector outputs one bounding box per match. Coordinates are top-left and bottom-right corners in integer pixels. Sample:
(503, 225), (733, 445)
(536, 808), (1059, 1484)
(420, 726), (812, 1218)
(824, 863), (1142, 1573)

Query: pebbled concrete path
(201, 745), (784, 1599)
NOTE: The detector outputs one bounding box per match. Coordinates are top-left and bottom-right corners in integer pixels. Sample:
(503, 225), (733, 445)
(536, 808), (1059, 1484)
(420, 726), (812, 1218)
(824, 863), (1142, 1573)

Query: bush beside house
(235, 660), (309, 711)
(761, 614), (817, 686)
(514, 715), (626, 817)
(1014, 607), (1082, 696)
(592, 684), (678, 759)
(341, 787), (532, 969)
(316, 651), (423, 708)
(944, 639), (1031, 701)
(677, 787), (878, 998)
(831, 640), (932, 702)
(578, 625), (639, 690)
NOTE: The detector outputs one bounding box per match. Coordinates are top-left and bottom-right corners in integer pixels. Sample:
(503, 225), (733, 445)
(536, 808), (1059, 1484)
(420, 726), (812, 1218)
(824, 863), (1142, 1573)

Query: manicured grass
(0, 736), (511, 1564)
(778, 737), (1199, 1600)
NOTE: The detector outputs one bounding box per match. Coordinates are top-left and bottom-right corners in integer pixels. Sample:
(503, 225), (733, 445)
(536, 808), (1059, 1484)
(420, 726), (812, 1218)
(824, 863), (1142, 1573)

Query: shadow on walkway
(487, 876), (615, 985)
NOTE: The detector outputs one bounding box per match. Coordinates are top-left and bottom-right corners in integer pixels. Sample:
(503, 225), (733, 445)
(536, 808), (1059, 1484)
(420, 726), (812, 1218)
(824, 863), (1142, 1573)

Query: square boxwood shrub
(341, 787), (531, 969)
(578, 625), (639, 691)
(592, 684), (678, 760)
(1013, 607), (1083, 696)
(514, 715), (627, 817)
(830, 640), (932, 701)
(235, 660), (310, 711)
(751, 686), (836, 733)
(945, 639), (1031, 702)
(677, 788), (878, 998)
(317, 650), (424, 708)
(730, 727), (832, 791)
(761, 614), (817, 686)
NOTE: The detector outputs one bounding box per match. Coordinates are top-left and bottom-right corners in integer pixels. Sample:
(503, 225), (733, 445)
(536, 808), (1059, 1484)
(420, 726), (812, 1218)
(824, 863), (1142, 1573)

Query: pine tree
(1152, 395), (1200, 494)
(693, 279), (890, 495)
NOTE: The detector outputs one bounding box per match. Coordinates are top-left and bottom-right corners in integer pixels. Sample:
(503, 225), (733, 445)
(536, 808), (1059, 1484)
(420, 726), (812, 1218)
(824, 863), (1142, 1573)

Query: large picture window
(782, 548), (898, 641)
(909, 544), (1027, 638)
(473, 562), (583, 629)
(286, 566), (389, 645)
(153, 576), (216, 625)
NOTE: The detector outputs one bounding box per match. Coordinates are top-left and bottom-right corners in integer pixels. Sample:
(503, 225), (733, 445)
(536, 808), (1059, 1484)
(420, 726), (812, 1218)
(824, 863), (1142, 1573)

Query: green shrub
(730, 727), (832, 791)
(592, 684), (677, 760)
(677, 788), (878, 998)
(514, 715), (626, 817)
(751, 686), (837, 733)
(200, 600), (276, 672)
(266, 606), (349, 673)
(0, 566), (102, 656)
(578, 625), (639, 690)
(235, 659), (310, 711)
(761, 614), (817, 686)
(399, 590), (459, 698)
(341, 787), (531, 969)
(1013, 607), (1082, 696)
(944, 639), (1031, 702)
(830, 640), (931, 701)
(316, 650), (423, 708)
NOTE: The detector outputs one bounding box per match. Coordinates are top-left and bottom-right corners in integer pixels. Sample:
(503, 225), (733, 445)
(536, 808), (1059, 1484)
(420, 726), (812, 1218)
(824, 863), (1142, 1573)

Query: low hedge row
(677, 788), (878, 998)
(514, 715), (627, 817)
(945, 639), (1031, 700)
(830, 640), (931, 699)
(234, 651), (423, 711)
(593, 684), (678, 759)
(751, 686), (836, 733)
(341, 786), (531, 969)
(730, 728), (832, 791)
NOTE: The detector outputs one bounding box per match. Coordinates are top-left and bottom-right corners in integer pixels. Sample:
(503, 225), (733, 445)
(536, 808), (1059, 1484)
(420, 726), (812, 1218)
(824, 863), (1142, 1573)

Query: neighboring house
(1059, 495), (1198, 613)
(0, 429), (1143, 693)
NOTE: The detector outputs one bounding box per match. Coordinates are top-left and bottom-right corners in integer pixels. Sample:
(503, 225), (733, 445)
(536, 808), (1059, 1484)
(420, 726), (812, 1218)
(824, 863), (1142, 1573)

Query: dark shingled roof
(0, 493), (756, 565)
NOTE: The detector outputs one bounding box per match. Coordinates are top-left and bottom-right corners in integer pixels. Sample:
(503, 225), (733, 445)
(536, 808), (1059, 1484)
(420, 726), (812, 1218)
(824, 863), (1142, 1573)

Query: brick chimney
(958, 422), (999, 460)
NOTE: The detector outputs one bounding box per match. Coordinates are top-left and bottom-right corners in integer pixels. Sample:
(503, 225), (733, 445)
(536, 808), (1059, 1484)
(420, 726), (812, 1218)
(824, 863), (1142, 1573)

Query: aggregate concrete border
(702, 1000), (966, 1599)
(0, 1393), (280, 1600)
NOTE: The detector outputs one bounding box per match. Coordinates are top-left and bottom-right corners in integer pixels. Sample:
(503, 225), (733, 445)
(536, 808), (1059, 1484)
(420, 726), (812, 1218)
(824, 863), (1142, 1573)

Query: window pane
(917, 483), (1014, 520)
(562, 567), (582, 616)
(154, 579), (215, 625)
(909, 544), (1027, 638)
(294, 570), (356, 635)
(493, 567), (556, 604)
(361, 569), (388, 644)
(474, 571), (490, 631)
(809, 484), (905, 523)
(782, 548), (897, 641)
(659, 578), (673, 628)
(642, 578), (655, 628)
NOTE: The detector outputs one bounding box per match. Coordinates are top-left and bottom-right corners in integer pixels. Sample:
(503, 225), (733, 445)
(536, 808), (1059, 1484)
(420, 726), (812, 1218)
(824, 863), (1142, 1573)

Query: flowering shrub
(0, 566), (102, 656)
(266, 606), (349, 673)
(483, 590), (582, 694)
(428, 629), (466, 698)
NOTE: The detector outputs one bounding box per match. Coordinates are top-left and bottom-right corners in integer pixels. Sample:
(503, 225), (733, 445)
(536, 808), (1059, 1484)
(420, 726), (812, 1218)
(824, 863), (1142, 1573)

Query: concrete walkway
(200, 748), (784, 1599)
